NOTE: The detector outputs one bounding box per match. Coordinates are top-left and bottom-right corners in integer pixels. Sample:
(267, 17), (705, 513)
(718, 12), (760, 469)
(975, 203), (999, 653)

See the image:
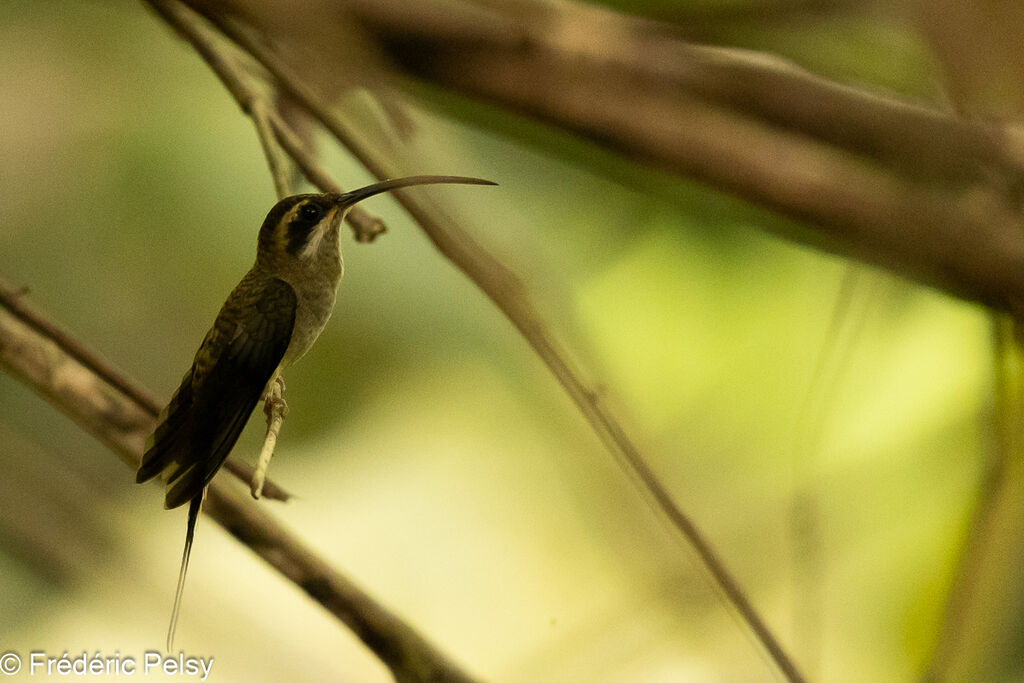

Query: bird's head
(255, 175), (496, 267)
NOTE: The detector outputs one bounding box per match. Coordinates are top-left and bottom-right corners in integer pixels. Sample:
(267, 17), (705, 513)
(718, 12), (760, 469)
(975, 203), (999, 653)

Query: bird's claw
(263, 376), (289, 419)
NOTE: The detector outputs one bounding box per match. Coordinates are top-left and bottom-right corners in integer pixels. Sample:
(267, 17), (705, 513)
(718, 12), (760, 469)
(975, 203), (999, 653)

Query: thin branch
(0, 276), (290, 502)
(0, 294), (480, 683)
(920, 318), (1019, 682)
(252, 98), (294, 197)
(156, 2), (807, 681)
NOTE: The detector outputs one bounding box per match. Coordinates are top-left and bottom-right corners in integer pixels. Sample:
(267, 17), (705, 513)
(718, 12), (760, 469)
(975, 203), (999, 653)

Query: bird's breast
(281, 258), (343, 367)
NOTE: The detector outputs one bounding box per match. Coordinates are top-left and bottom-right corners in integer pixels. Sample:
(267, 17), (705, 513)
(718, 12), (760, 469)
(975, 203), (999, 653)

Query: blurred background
(0, 0), (1017, 680)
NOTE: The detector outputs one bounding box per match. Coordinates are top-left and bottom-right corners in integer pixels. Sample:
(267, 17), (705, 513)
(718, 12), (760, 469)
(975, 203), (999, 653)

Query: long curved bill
(335, 175), (496, 209)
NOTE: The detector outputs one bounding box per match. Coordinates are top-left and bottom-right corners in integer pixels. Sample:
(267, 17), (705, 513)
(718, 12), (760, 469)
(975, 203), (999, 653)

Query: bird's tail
(166, 490), (204, 652)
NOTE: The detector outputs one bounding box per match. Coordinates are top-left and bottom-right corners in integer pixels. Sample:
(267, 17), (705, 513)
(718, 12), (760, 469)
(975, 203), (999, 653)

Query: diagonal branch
(0, 289), (479, 683)
(0, 277), (290, 502)
(150, 1), (807, 680)
(920, 318), (1017, 682)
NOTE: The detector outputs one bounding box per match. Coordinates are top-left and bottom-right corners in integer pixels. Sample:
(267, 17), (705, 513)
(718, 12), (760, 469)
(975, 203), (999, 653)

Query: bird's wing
(136, 276), (297, 509)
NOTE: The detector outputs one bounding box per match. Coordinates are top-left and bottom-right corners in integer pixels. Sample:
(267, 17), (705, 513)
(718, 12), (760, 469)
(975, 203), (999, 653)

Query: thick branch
(352, 0), (1020, 184)
(0, 278), (289, 502)
(0, 297), (478, 681)
(339, 0), (1024, 317)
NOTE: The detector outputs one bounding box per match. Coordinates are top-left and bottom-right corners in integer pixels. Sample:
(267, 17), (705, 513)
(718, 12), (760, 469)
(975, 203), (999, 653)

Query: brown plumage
(136, 176), (496, 651)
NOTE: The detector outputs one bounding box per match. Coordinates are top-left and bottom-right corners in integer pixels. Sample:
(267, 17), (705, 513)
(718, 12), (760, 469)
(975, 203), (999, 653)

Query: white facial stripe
(298, 219), (329, 259)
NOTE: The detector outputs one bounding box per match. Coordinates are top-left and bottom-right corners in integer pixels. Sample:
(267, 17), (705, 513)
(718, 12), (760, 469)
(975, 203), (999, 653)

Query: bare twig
(252, 98), (294, 197)
(0, 276), (290, 502)
(153, 2), (807, 680)
(920, 318), (1019, 682)
(0, 294), (480, 683)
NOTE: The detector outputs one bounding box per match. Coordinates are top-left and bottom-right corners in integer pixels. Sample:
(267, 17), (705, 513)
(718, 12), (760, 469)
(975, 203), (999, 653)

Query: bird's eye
(299, 203), (322, 222)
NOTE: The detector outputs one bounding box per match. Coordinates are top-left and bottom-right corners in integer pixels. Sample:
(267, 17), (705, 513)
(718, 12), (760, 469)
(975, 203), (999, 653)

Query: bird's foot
(263, 376), (289, 419)
(254, 376), (288, 499)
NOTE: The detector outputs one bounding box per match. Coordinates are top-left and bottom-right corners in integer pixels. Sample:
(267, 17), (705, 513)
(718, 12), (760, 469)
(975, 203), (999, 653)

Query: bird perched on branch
(136, 175), (496, 650)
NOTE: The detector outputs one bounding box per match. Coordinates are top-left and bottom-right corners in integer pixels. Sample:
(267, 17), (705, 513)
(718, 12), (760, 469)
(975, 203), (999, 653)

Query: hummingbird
(136, 175), (495, 650)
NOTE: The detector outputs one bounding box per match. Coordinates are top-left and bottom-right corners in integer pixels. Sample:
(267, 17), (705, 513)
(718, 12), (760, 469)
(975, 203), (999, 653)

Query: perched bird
(136, 175), (495, 650)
